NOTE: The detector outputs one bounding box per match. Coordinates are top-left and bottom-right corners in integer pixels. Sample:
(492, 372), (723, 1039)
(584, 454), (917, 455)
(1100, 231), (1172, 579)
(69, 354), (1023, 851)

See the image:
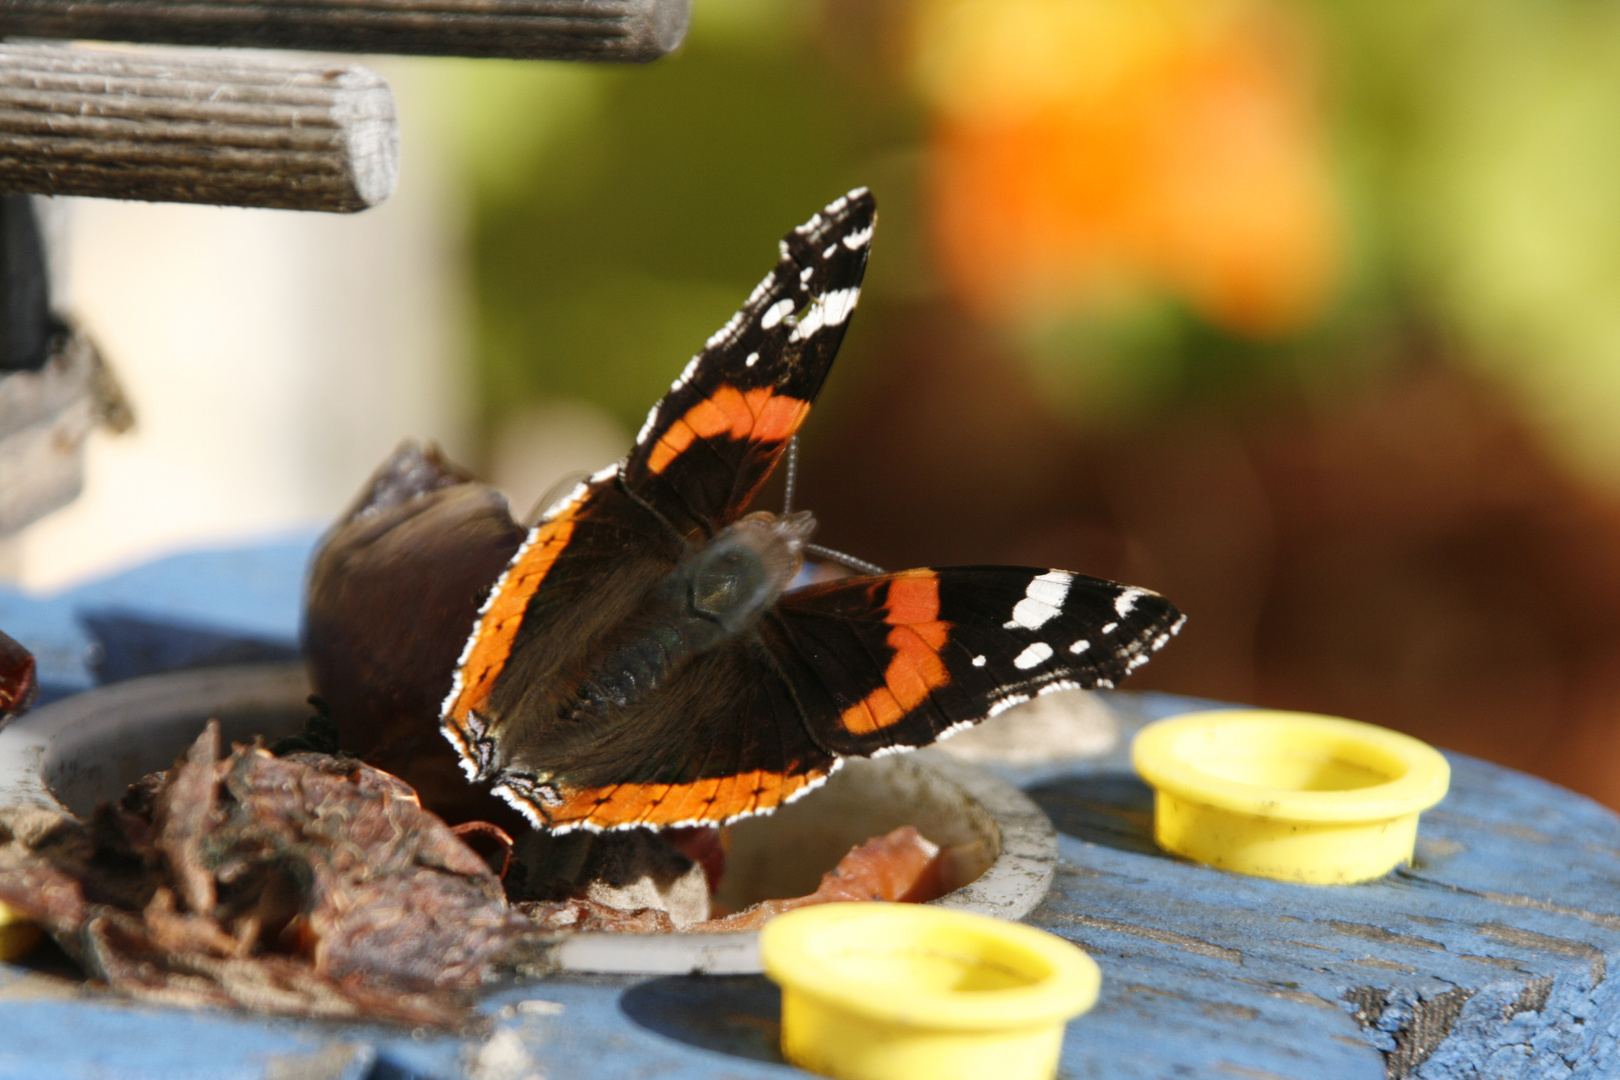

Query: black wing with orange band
(767, 567), (1184, 757)
(441, 191), (876, 785)
(504, 566), (1182, 832)
(621, 189), (875, 537)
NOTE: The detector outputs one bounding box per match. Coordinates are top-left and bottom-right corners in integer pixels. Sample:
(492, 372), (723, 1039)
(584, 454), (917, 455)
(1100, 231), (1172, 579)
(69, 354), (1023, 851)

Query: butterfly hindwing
(441, 467), (681, 776)
(621, 189), (875, 538)
(490, 643), (839, 832)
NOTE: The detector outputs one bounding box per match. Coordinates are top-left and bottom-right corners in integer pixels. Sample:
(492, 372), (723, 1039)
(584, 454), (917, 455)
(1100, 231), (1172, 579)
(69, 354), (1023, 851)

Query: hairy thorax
(579, 510), (816, 713)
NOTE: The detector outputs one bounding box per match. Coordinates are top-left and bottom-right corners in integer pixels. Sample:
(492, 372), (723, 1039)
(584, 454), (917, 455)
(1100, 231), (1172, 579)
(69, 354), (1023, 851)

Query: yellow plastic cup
(0, 900), (39, 960)
(759, 903), (1099, 1080)
(1132, 710), (1450, 884)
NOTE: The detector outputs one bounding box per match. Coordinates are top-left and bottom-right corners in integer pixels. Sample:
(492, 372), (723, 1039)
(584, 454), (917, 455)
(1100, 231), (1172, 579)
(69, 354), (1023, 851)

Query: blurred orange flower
(913, 0), (1342, 337)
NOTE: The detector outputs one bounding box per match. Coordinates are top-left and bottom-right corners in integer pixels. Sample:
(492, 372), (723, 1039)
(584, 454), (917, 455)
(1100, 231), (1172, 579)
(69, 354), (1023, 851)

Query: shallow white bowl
(0, 664), (1058, 975)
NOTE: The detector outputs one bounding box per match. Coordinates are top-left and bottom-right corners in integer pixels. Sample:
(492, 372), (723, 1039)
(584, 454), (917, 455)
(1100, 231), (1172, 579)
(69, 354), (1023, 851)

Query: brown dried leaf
(151, 721), (222, 915)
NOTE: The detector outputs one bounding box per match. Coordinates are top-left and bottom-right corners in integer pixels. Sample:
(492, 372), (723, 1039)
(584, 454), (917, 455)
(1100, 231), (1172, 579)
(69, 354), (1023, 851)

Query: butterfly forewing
(766, 567), (1184, 757)
(620, 189), (875, 538)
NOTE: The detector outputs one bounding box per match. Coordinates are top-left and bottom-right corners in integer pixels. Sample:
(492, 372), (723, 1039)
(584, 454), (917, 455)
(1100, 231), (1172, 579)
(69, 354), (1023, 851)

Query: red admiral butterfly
(440, 189), (1183, 833)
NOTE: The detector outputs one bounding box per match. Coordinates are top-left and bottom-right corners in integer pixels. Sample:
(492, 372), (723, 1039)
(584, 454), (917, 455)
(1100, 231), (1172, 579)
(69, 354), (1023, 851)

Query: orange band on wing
(647, 386), (810, 474)
(447, 501), (582, 724)
(839, 570), (951, 735)
(536, 769), (823, 830)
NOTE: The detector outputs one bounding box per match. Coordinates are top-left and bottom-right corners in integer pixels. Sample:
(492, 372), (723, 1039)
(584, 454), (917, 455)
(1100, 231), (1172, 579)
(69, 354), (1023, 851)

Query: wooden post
(0, 0), (690, 63)
(0, 44), (397, 213)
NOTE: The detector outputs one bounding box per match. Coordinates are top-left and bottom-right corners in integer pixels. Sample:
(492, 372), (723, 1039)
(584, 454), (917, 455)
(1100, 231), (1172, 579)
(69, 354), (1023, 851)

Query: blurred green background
(419, 0), (1620, 807)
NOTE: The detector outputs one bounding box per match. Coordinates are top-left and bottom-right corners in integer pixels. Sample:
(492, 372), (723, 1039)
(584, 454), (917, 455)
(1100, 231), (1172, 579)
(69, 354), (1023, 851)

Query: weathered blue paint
(0, 543), (1614, 1078)
(0, 532), (316, 701)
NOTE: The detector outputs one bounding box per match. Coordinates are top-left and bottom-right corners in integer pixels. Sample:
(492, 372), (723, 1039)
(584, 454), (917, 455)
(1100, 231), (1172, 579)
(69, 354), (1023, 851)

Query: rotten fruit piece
(304, 441), (526, 831)
(0, 628), (37, 724)
(698, 826), (954, 930)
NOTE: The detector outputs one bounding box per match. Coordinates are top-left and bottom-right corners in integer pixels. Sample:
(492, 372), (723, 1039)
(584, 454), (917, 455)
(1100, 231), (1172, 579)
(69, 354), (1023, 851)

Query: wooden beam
(0, 0), (690, 63)
(0, 44), (398, 213)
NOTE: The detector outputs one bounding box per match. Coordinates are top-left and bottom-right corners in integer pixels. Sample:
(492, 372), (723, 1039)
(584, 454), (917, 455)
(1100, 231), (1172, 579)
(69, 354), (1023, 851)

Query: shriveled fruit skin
(304, 441), (526, 830)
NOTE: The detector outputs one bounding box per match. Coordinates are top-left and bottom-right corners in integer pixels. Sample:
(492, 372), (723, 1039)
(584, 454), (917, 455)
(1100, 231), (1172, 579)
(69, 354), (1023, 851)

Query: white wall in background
(5, 60), (472, 592)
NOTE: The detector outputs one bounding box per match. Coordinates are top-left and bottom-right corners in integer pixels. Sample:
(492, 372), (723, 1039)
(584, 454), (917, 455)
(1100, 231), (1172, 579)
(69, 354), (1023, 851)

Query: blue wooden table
(1, 537), (1617, 1079)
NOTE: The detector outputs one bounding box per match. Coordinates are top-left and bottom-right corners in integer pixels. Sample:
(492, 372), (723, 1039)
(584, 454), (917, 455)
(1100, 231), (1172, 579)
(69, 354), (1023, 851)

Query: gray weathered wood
(0, 0), (690, 62)
(998, 692), (1620, 1080)
(0, 44), (397, 212)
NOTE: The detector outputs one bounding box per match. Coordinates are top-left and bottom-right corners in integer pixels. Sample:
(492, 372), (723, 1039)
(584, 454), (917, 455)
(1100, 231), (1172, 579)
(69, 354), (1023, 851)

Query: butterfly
(439, 189), (1183, 833)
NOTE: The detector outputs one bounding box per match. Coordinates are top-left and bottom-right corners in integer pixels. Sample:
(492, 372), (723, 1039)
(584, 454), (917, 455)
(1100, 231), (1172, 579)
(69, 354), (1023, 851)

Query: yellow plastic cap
(1132, 710), (1451, 884)
(760, 902), (1100, 1080)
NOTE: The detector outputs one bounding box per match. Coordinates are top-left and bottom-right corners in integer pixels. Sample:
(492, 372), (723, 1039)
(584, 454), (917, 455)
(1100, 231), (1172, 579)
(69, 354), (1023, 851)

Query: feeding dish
(0, 663), (1059, 974)
(1132, 709), (1451, 884)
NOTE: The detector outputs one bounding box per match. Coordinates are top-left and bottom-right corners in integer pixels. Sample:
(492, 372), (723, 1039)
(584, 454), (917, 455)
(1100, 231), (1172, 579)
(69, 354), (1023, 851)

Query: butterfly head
(682, 510), (815, 635)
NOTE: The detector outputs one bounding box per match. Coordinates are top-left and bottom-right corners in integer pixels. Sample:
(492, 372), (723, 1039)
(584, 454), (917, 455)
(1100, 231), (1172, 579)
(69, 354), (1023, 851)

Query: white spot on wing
(1069, 639), (1090, 655)
(799, 266), (814, 284)
(745, 351), (760, 367)
(788, 286), (861, 343)
(843, 223), (874, 250)
(1100, 622), (1118, 635)
(1014, 642), (1054, 669)
(823, 245), (836, 259)
(1114, 586), (1149, 617)
(972, 655), (987, 667)
(761, 298), (795, 330)
(1004, 571), (1071, 630)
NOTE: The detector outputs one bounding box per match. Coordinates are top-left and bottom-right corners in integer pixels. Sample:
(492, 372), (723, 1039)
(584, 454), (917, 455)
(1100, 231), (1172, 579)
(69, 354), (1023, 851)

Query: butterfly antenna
(805, 543), (886, 577)
(782, 436), (800, 515)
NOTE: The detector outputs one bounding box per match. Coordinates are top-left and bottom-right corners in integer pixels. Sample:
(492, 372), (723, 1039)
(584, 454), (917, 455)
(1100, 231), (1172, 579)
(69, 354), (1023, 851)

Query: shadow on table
(1025, 771), (1162, 856)
(79, 608), (298, 685)
(620, 975), (785, 1065)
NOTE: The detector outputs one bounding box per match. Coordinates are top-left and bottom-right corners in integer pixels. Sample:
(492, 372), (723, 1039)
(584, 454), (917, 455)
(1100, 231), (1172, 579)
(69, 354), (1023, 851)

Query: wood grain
(1000, 693), (1620, 1079)
(0, 0), (690, 62)
(0, 44), (397, 212)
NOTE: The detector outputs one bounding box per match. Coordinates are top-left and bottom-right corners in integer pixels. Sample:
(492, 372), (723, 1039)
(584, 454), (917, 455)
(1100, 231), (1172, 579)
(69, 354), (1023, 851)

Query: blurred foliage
(435, 0), (917, 437)
(1323, 2), (1620, 484)
(432, 0), (1620, 485)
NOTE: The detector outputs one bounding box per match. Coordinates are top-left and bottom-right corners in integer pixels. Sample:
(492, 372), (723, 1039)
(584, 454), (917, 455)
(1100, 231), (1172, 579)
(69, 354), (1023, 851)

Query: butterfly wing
(495, 566), (1181, 831)
(441, 190), (875, 790)
(490, 643), (840, 832)
(763, 567), (1185, 757)
(621, 189), (875, 537)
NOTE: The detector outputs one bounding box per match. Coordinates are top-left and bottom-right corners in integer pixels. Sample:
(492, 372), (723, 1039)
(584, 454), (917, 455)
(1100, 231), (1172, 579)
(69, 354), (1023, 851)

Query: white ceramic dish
(0, 664), (1058, 975)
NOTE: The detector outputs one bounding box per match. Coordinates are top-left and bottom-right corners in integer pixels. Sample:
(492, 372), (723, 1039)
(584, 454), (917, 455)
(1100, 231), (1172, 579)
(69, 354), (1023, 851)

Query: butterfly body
(424, 189), (1183, 833)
